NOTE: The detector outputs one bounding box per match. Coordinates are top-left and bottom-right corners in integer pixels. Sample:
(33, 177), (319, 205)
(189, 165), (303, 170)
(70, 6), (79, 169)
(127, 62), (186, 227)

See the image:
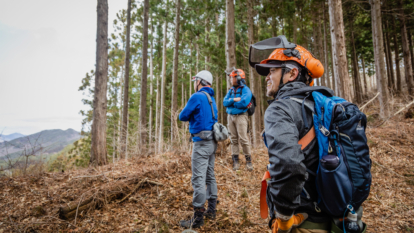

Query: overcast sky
(0, 0), (128, 135)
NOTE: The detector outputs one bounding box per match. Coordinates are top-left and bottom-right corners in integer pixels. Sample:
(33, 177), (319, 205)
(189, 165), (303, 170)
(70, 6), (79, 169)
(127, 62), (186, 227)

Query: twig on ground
(72, 172), (111, 179)
(217, 162), (239, 179)
(367, 131), (400, 153)
(5, 221), (66, 225)
(8, 216), (22, 233)
(74, 193), (85, 225)
(45, 215), (77, 228)
(118, 179), (162, 203)
(376, 99), (414, 127)
(373, 161), (404, 178)
(359, 92), (380, 111)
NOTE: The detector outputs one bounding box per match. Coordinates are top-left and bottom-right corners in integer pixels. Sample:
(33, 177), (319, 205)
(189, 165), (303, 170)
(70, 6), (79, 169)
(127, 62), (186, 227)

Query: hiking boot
(204, 199), (217, 219)
(232, 155), (240, 171)
(245, 154), (253, 171)
(179, 207), (205, 228)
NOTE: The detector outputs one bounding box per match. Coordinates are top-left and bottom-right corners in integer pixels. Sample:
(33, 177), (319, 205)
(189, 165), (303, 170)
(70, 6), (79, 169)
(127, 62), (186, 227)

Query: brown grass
(1, 104), (414, 232)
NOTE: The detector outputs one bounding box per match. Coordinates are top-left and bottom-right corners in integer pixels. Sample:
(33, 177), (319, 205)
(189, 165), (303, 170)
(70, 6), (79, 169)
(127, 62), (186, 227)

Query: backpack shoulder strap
(285, 96), (316, 150)
(200, 91), (216, 119)
(289, 97), (315, 113)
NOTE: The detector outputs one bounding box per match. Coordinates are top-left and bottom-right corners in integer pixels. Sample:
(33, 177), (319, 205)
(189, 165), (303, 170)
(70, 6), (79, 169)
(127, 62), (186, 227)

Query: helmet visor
(248, 35), (296, 68)
(254, 61), (285, 76)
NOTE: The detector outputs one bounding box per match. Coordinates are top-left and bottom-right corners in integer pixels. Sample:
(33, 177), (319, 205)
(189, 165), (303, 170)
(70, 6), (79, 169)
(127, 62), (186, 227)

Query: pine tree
(90, 0), (109, 166)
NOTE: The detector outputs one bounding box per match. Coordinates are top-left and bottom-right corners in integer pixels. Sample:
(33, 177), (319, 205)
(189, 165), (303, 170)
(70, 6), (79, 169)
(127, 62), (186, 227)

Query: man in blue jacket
(223, 69), (254, 171)
(179, 70), (218, 229)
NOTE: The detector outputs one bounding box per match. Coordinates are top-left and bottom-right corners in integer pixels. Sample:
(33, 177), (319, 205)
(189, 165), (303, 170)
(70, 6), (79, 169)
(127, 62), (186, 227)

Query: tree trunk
(247, 0), (259, 148)
(361, 55), (368, 93)
(139, 0), (149, 147)
(196, 40), (199, 73)
(293, 1), (297, 44)
(149, 18), (154, 144)
(154, 23), (161, 152)
(392, 17), (402, 94)
(155, 75), (159, 150)
(408, 28), (414, 76)
(90, 0), (108, 166)
(272, 16), (278, 37)
(189, 43), (193, 96)
(205, 3), (210, 70)
(351, 30), (362, 103)
(323, 1), (331, 89)
(171, 0), (181, 143)
(371, 0), (389, 117)
(399, 0), (414, 95)
(328, 0), (352, 101)
(225, 0), (237, 89)
(181, 75), (184, 108)
(158, 17), (168, 153)
(383, 26), (392, 92)
(385, 20), (396, 92)
(117, 68), (124, 160)
(317, 3), (326, 87)
(329, 35), (336, 94)
(254, 22), (263, 136)
(120, 0), (132, 158)
(218, 74), (223, 123)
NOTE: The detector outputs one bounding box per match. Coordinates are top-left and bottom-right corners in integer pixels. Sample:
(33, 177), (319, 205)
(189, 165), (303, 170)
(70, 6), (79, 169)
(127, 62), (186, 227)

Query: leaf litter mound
(1, 113), (414, 232)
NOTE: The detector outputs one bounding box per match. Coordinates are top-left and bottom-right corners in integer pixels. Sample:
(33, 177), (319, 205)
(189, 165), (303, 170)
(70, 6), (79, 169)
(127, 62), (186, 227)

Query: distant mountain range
(0, 133), (25, 142)
(0, 129), (81, 159)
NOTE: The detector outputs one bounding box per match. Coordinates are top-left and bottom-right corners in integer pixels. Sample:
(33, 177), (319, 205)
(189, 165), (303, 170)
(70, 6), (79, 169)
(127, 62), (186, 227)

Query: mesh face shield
(248, 35), (297, 69)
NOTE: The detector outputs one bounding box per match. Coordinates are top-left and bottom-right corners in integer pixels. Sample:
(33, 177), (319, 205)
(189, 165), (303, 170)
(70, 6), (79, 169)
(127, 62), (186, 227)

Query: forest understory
(1, 103), (414, 233)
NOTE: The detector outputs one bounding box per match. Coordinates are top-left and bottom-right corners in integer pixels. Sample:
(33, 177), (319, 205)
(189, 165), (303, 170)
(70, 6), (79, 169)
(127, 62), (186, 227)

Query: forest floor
(1, 104), (414, 233)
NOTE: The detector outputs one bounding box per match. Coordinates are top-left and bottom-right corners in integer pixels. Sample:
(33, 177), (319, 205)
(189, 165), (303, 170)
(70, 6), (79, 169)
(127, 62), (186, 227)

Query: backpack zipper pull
(314, 202), (321, 213)
(328, 142), (333, 153)
(319, 125), (330, 136)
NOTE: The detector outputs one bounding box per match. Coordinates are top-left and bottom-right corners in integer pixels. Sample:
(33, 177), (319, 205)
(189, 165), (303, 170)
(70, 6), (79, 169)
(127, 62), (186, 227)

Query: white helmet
(192, 70), (213, 85)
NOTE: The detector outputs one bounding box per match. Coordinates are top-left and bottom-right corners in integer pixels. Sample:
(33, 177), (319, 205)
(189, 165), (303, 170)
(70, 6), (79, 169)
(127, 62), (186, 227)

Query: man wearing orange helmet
(223, 68), (254, 171)
(251, 36), (334, 233)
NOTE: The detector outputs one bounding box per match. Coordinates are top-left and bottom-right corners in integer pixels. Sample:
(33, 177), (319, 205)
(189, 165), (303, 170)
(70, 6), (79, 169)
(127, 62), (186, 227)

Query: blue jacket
(223, 84), (253, 115)
(179, 87), (218, 142)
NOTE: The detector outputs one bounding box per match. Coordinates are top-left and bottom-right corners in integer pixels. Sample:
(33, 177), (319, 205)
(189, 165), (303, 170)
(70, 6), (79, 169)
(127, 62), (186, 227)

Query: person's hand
(270, 213), (308, 233)
(234, 97), (241, 102)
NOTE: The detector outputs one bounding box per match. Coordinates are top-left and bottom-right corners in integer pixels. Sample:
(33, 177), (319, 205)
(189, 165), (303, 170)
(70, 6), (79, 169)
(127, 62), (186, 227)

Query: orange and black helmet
(229, 68), (246, 81)
(249, 35), (324, 86)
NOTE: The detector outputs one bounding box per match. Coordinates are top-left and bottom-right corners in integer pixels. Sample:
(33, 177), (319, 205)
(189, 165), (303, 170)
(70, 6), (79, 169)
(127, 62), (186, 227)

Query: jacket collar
(198, 86), (215, 96)
(269, 82), (334, 102)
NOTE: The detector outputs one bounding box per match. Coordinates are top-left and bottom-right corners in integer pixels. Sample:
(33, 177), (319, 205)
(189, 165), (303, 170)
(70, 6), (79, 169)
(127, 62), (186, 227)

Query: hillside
(0, 114), (413, 232)
(0, 133), (25, 143)
(0, 129), (81, 159)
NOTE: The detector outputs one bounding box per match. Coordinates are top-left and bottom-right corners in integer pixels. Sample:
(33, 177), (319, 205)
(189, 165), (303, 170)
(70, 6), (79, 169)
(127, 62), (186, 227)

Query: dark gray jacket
(264, 82), (333, 222)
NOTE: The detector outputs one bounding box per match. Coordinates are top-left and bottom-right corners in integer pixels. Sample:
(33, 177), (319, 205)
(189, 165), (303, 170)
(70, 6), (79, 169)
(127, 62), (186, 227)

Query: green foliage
(79, 0), (414, 166)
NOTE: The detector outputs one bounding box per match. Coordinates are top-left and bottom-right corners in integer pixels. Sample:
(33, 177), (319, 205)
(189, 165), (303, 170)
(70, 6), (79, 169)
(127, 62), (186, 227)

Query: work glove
(270, 213), (308, 233)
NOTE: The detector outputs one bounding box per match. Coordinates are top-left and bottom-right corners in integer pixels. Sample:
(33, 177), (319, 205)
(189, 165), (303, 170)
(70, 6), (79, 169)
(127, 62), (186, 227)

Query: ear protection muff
(304, 58), (324, 78)
(236, 72), (241, 81)
(232, 68), (242, 81)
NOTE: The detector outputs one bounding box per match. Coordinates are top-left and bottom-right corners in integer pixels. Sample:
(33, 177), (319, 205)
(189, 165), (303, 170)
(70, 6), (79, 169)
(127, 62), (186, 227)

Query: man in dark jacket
(253, 37), (333, 232)
(179, 70), (218, 229)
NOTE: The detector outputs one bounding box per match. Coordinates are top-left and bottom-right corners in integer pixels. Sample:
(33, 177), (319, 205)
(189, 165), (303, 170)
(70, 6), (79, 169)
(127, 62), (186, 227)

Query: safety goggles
(191, 76), (199, 82)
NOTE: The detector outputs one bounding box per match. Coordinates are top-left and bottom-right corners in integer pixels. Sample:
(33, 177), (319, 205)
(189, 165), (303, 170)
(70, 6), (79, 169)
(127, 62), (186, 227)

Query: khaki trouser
(228, 113), (251, 156)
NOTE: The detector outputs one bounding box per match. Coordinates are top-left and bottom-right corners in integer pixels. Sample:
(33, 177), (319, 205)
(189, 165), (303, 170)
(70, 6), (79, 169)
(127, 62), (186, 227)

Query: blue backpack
(288, 91), (372, 217)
